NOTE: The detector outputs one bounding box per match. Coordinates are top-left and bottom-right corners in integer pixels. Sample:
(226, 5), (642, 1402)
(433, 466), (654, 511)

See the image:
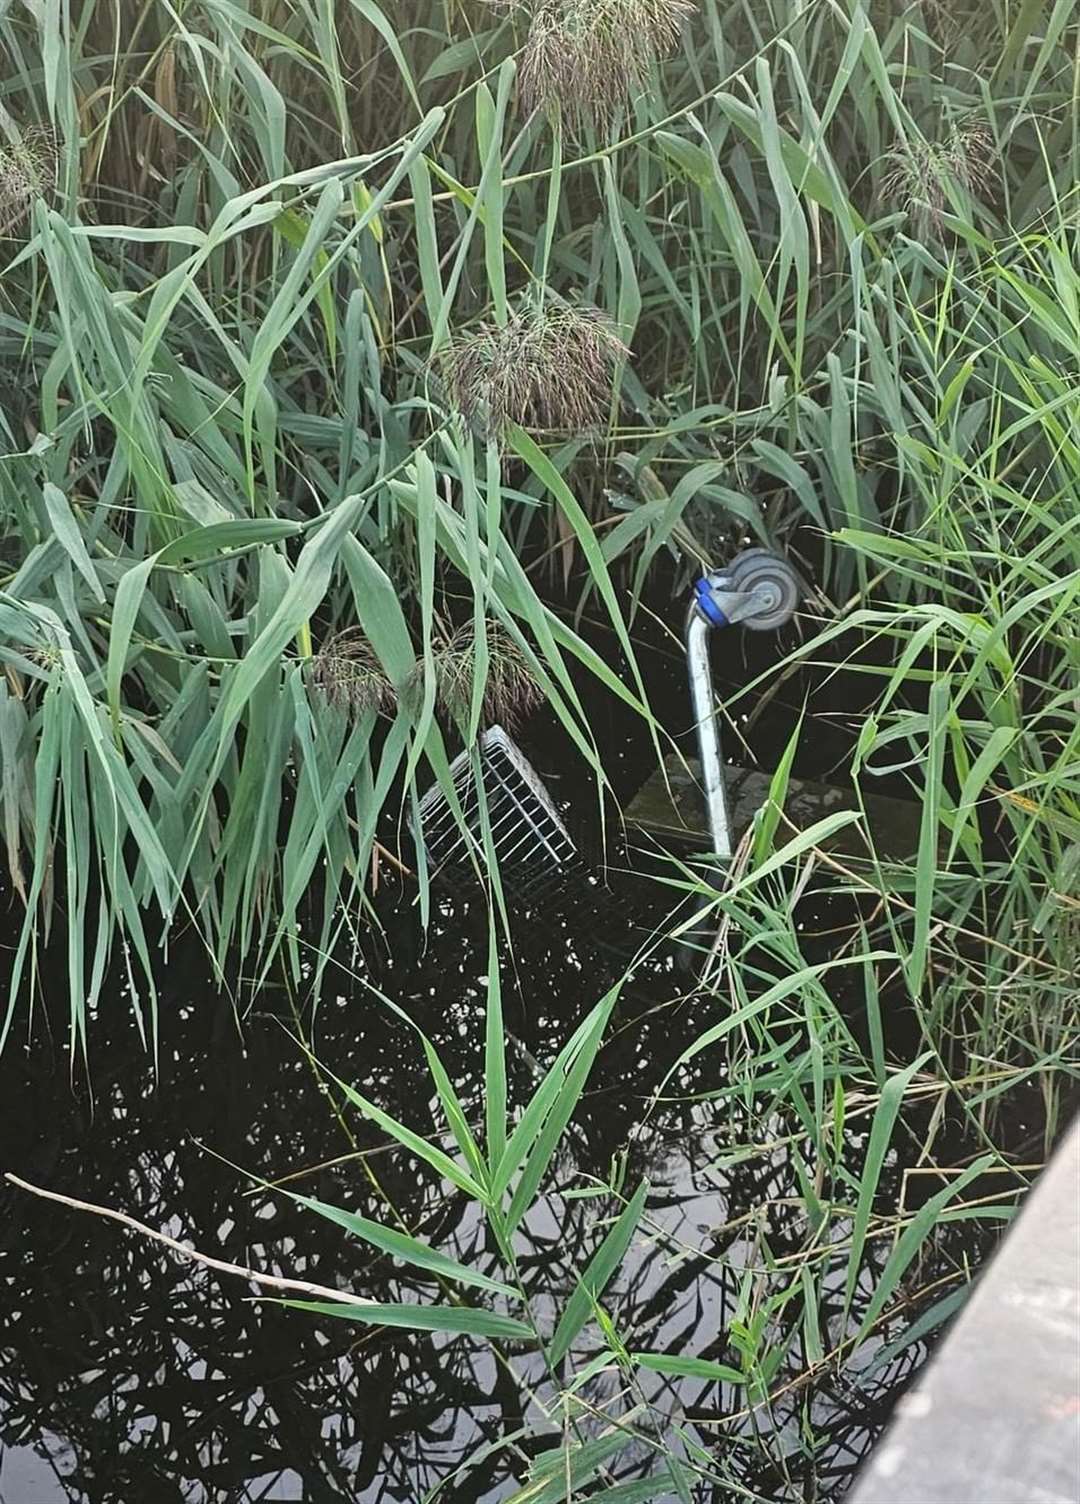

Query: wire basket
(416, 727), (582, 904)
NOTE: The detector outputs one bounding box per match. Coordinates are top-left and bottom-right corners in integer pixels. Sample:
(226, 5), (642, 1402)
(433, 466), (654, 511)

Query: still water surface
(2, 607), (1008, 1503)
(1, 871), (989, 1504)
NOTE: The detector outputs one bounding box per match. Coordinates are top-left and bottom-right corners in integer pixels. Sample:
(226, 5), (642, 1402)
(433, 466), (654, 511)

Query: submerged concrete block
(624, 754), (924, 862)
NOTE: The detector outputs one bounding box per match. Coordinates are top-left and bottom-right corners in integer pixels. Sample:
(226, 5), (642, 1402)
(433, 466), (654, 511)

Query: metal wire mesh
(416, 727), (582, 903)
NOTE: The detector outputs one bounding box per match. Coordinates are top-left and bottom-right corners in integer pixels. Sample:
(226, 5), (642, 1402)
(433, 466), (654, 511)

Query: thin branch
(4, 1172), (376, 1309)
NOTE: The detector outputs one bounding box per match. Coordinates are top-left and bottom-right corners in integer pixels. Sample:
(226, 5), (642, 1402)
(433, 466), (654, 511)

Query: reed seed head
(309, 628), (396, 716)
(0, 127), (58, 237)
(513, 0), (695, 133)
(311, 623), (543, 732)
(440, 302), (629, 441)
(883, 119), (993, 239)
(435, 622), (544, 731)
(406, 622), (543, 732)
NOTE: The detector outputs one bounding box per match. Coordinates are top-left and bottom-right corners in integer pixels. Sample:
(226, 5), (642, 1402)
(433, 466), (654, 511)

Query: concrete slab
(851, 1117), (1080, 1504)
(623, 754), (924, 862)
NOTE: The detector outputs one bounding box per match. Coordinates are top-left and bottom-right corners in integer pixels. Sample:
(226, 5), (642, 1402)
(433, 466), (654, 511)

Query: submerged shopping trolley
(416, 549), (920, 899)
(416, 725), (585, 905)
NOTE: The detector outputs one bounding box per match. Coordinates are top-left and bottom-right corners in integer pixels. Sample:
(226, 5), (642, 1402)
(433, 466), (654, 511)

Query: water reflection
(1, 887), (991, 1503)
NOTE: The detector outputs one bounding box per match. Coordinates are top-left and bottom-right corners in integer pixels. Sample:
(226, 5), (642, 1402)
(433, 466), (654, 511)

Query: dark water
(0, 584), (1012, 1502)
(0, 873), (1002, 1504)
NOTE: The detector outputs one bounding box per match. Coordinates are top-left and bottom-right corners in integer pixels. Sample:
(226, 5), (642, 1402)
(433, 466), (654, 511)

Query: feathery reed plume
(0, 126), (58, 236)
(882, 119), (993, 239)
(490, 0), (693, 132)
(309, 629), (395, 716)
(311, 622), (542, 732)
(439, 301), (629, 440)
(426, 621), (544, 731)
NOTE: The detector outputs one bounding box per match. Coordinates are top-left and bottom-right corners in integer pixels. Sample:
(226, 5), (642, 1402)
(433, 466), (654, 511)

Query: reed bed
(0, 0), (1077, 1493)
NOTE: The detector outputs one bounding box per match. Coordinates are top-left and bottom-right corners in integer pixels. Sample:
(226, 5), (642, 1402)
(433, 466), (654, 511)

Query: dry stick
(5, 1172), (377, 1309)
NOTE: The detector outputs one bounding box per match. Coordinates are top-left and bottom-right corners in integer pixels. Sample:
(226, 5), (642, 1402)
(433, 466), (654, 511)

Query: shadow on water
(1, 874), (999, 1504)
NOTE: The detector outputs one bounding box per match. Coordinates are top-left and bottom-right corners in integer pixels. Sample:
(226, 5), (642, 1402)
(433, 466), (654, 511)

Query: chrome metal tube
(685, 601), (732, 859)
